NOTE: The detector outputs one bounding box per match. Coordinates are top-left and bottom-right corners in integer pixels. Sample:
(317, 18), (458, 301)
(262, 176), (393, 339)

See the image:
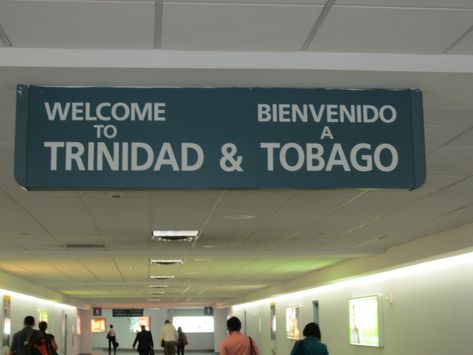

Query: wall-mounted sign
(15, 86), (425, 190)
(112, 309), (143, 317)
(92, 307), (102, 316)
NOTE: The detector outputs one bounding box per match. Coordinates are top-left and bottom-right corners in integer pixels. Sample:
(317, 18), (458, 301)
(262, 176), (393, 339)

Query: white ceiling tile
(449, 29), (473, 54)
(424, 109), (473, 126)
(449, 127), (473, 145)
(425, 125), (470, 150)
(162, 3), (324, 51)
(336, 0), (473, 7)
(0, 1), (156, 49)
(0, 121), (14, 144)
(310, 6), (473, 54)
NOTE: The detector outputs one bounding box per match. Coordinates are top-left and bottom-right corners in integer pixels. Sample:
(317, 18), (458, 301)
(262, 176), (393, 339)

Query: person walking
(220, 317), (259, 355)
(289, 323), (329, 355)
(10, 316), (35, 355)
(107, 325), (118, 355)
(160, 320), (177, 355)
(176, 327), (188, 355)
(38, 321), (58, 355)
(133, 325), (154, 355)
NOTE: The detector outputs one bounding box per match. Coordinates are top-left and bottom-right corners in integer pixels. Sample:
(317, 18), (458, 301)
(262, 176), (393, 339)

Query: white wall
(231, 252), (473, 355)
(0, 292), (79, 355)
(213, 308), (230, 354)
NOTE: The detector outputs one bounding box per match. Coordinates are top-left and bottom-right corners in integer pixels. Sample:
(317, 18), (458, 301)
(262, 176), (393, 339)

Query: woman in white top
(107, 324), (118, 354)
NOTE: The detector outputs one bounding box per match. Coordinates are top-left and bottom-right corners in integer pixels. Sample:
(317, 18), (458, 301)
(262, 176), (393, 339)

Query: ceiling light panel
(150, 275), (175, 280)
(150, 259), (184, 265)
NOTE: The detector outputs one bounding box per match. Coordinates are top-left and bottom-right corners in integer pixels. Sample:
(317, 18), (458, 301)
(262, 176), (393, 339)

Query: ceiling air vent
(65, 244), (105, 249)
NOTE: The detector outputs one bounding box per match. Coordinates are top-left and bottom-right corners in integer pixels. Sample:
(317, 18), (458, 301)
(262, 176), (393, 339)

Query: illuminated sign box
(349, 295), (383, 347)
(15, 86), (425, 190)
(91, 318), (106, 333)
(286, 306), (301, 340)
(129, 317), (150, 332)
(172, 316), (214, 333)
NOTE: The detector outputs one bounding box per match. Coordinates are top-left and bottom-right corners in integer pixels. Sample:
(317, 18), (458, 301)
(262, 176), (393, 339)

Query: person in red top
(220, 317), (259, 355)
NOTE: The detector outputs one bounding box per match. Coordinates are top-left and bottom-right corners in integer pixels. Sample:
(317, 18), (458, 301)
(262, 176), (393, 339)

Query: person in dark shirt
(290, 323), (329, 355)
(10, 316), (35, 355)
(133, 325), (154, 355)
(38, 321), (58, 355)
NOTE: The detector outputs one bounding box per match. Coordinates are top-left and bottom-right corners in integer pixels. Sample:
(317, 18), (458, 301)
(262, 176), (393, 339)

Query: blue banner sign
(15, 86), (425, 189)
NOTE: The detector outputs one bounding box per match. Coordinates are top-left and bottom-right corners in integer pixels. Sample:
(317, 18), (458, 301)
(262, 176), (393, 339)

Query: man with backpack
(10, 316), (35, 355)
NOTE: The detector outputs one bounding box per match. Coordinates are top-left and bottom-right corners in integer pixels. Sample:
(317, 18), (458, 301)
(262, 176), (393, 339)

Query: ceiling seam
(0, 184), (59, 242)
(77, 191), (105, 244)
(444, 23), (473, 53)
(155, 0), (164, 49)
(300, 0), (335, 51)
(112, 258), (126, 282)
(77, 259), (100, 281)
(192, 190), (225, 248)
(0, 22), (12, 47)
(269, 189), (370, 249)
(427, 125), (473, 156)
(317, 175), (472, 248)
(45, 262), (76, 281)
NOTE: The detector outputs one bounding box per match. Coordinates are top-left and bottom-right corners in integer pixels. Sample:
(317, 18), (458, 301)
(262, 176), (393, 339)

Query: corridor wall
(232, 251), (473, 355)
(0, 291), (79, 355)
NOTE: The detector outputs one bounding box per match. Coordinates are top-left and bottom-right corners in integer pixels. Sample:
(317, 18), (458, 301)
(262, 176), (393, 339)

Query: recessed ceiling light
(149, 291), (165, 295)
(150, 275), (175, 280)
(152, 230), (200, 242)
(150, 259), (184, 265)
(149, 285), (169, 288)
(223, 215), (256, 220)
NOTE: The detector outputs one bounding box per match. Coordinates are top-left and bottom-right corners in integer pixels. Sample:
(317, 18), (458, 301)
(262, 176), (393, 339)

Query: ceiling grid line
(0, 184), (59, 243)
(192, 190), (225, 248)
(300, 0), (335, 50)
(443, 23), (473, 53)
(155, 0), (164, 49)
(45, 262), (76, 281)
(0, 22), (12, 47)
(316, 175), (472, 248)
(77, 259), (100, 281)
(112, 258), (126, 282)
(427, 125), (473, 155)
(77, 191), (105, 242)
(269, 189), (370, 249)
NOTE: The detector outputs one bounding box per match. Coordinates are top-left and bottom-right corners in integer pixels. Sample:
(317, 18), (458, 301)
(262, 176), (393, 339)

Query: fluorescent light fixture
(149, 291), (165, 295)
(152, 230), (199, 242)
(149, 285), (169, 288)
(233, 250), (473, 310)
(150, 275), (175, 280)
(150, 259), (184, 265)
(0, 288), (76, 311)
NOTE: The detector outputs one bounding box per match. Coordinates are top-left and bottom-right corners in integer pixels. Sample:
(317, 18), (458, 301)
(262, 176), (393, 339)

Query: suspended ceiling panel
(337, 0), (473, 7)
(309, 6), (473, 53)
(162, 3), (324, 51)
(0, 0), (156, 48)
(449, 30), (473, 54)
